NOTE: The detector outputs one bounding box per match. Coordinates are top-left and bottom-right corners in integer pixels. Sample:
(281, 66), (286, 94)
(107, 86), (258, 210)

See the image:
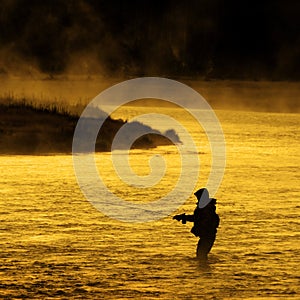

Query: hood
(194, 188), (213, 209)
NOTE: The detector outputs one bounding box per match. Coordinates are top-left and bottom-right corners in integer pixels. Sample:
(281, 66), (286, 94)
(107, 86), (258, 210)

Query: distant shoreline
(1, 76), (299, 113)
(0, 100), (179, 155)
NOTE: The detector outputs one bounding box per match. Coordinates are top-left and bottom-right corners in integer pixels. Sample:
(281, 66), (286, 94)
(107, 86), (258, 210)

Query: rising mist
(0, 0), (299, 80)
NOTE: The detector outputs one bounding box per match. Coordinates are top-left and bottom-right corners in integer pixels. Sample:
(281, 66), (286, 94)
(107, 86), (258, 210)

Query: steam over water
(1, 108), (299, 298)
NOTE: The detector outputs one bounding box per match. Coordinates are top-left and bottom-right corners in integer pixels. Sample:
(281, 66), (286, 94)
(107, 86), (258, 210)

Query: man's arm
(173, 213), (194, 224)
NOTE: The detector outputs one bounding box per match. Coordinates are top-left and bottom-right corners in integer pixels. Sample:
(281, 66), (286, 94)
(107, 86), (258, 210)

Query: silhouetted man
(173, 188), (219, 260)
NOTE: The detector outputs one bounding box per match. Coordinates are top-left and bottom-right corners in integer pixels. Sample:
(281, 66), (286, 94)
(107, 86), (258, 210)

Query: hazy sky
(0, 0), (299, 80)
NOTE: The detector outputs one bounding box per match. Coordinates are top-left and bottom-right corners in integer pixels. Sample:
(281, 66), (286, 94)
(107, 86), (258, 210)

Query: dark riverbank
(0, 100), (179, 154)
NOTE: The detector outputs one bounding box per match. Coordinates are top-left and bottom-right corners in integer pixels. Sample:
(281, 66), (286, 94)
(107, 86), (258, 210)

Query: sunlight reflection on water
(0, 109), (299, 298)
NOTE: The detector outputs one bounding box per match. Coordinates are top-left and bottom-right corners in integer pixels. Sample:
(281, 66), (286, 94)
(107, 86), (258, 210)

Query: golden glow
(1, 107), (299, 298)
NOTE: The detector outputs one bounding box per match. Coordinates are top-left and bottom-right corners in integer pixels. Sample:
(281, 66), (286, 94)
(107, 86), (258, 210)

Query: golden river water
(0, 108), (299, 299)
